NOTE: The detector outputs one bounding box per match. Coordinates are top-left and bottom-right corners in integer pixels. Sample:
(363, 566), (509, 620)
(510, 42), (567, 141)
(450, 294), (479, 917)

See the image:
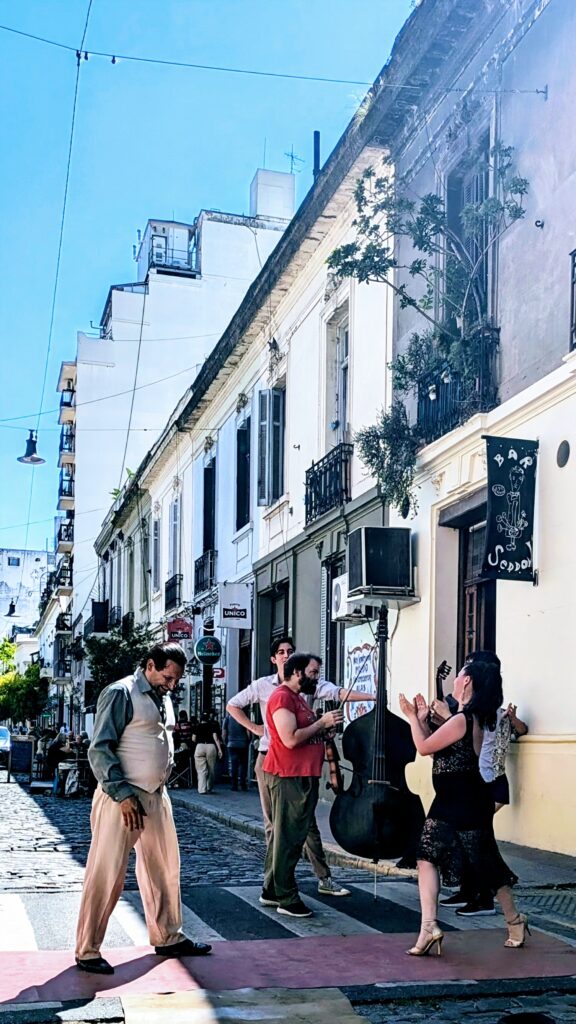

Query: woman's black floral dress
(417, 711), (517, 892)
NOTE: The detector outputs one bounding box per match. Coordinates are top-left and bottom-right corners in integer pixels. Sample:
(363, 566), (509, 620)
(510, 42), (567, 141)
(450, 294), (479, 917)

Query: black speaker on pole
(347, 527), (413, 595)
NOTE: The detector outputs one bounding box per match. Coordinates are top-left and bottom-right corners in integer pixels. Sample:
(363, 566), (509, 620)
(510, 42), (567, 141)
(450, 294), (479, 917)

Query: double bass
(329, 605), (425, 862)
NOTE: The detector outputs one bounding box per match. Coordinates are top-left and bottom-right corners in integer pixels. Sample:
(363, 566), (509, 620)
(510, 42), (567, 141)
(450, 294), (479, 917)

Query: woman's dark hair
(466, 649), (502, 672)
(463, 660), (503, 730)
(140, 642), (187, 671)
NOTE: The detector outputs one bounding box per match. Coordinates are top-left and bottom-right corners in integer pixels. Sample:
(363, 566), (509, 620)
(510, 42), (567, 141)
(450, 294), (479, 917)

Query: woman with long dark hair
(399, 660), (528, 956)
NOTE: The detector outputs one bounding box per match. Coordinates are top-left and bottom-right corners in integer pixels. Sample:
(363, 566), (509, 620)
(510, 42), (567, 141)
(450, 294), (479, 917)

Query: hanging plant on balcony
(356, 401), (421, 517)
(328, 141), (529, 512)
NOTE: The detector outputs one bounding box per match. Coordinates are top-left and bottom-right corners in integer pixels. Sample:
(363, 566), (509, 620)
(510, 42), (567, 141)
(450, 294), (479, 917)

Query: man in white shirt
(226, 635), (373, 900)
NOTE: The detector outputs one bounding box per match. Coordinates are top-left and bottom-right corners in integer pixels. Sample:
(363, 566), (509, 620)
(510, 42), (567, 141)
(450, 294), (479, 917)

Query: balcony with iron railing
(54, 558), (73, 594)
(55, 612), (72, 633)
(416, 324), (500, 446)
(58, 470), (75, 510)
(57, 519), (74, 553)
(84, 600), (109, 637)
(305, 442), (354, 527)
(58, 425), (75, 466)
(122, 611), (135, 637)
(58, 386), (76, 424)
(194, 550), (217, 595)
(148, 243), (200, 277)
(164, 574), (183, 611)
(55, 657), (72, 679)
(109, 605), (122, 629)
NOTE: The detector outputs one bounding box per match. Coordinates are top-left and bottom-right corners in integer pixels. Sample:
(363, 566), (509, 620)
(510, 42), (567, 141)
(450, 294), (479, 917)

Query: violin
(329, 605), (425, 862)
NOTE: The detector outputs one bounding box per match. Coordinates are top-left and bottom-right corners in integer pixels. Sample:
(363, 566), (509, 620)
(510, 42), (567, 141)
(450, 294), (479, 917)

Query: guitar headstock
(435, 660), (452, 699)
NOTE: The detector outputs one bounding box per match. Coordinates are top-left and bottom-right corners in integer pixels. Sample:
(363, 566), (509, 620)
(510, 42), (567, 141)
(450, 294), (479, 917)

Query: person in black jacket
(222, 712), (251, 790)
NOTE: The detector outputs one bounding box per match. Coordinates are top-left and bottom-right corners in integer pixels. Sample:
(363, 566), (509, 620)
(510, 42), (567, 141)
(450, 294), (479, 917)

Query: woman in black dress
(399, 660), (528, 956)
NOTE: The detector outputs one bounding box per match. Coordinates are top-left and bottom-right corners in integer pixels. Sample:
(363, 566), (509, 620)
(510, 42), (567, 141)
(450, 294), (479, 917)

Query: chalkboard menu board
(9, 740), (34, 779)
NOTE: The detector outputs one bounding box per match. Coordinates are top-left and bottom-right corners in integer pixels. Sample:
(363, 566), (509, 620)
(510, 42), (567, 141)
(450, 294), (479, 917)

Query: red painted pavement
(2, 931), (576, 1005)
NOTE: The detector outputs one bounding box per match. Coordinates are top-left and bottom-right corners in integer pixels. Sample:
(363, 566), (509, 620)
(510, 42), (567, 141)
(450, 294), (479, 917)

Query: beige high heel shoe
(406, 924), (444, 957)
(504, 913), (530, 948)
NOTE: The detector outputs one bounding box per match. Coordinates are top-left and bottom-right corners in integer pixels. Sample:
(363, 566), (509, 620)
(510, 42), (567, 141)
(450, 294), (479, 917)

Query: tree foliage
(0, 662), (49, 724)
(84, 622), (158, 709)
(0, 638), (17, 673)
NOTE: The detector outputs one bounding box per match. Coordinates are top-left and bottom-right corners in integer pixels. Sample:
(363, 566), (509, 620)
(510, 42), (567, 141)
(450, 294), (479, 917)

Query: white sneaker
(318, 878), (351, 896)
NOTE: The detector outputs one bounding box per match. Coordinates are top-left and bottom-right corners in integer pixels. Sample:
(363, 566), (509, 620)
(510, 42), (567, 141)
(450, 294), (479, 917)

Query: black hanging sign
(481, 435), (539, 582)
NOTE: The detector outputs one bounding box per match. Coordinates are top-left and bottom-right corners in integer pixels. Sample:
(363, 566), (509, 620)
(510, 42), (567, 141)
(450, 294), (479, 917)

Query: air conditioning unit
(331, 574), (374, 623)
(348, 527), (414, 599)
(331, 574), (349, 621)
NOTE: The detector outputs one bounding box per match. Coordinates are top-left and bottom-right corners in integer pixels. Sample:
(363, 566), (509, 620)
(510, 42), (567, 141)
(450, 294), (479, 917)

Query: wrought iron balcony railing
(55, 612), (72, 632)
(59, 388), (75, 410)
(54, 559), (73, 590)
(122, 611), (135, 637)
(58, 472), (75, 500)
(305, 442), (354, 526)
(59, 426), (75, 455)
(194, 550), (217, 595)
(57, 520), (74, 545)
(164, 574), (183, 611)
(84, 600), (109, 637)
(148, 244), (200, 275)
(55, 658), (72, 678)
(109, 605), (122, 629)
(416, 324), (500, 446)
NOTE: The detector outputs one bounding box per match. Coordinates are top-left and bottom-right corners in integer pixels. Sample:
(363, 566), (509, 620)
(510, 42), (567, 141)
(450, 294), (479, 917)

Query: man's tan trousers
(75, 785), (184, 960)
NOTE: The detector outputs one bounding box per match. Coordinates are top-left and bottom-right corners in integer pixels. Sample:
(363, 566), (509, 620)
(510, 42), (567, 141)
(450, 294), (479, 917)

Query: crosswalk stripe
(353, 881), (503, 931)
(121, 890), (226, 944)
(227, 886), (381, 938)
(0, 894), (37, 951)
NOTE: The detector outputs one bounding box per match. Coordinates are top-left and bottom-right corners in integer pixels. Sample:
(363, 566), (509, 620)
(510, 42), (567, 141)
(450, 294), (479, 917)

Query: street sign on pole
(194, 635), (222, 666)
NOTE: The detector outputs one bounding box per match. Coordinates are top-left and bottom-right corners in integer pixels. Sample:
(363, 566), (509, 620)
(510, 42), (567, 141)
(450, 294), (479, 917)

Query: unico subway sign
(217, 582), (252, 630)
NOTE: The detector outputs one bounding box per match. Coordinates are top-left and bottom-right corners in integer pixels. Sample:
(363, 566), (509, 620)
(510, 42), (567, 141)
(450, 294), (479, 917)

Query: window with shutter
(236, 416), (251, 531)
(203, 459), (216, 552)
(152, 519), (161, 592)
(257, 389), (286, 506)
(141, 517), (150, 605)
(168, 497), (181, 576)
(446, 134), (490, 320)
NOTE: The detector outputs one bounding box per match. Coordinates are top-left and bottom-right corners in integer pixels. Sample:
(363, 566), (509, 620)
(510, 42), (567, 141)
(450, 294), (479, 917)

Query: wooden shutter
(236, 417), (251, 531)
(169, 497), (180, 576)
(257, 391), (270, 505)
(203, 459), (216, 552)
(152, 519), (161, 592)
(270, 388), (285, 503)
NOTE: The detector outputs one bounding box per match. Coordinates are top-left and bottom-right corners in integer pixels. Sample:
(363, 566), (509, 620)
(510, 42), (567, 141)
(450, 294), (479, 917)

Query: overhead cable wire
(0, 21), (548, 96)
(13, 0), (93, 611)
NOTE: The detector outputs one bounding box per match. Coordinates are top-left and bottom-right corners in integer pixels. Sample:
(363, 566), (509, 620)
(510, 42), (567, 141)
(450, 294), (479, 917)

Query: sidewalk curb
(170, 793), (418, 879)
(0, 997), (124, 1023)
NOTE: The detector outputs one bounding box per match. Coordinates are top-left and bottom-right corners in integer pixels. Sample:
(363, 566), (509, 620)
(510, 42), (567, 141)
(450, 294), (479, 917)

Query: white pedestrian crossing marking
(227, 885), (381, 937)
(0, 895), (37, 950)
(120, 890), (225, 944)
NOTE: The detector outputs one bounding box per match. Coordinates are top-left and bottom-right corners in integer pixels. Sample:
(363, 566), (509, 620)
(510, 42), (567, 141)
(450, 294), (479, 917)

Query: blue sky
(0, 0), (413, 553)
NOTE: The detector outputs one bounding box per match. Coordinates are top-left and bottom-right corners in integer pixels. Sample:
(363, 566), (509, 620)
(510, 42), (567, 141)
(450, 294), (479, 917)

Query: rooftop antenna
(284, 144), (305, 174)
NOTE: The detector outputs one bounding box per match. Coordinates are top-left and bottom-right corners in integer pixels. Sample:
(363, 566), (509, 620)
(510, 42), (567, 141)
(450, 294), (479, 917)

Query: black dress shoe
(75, 956), (115, 975)
(155, 937), (212, 957)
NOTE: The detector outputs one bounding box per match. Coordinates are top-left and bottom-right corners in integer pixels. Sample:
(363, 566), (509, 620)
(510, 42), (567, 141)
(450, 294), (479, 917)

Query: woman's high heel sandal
(406, 925), (444, 957)
(504, 913), (530, 948)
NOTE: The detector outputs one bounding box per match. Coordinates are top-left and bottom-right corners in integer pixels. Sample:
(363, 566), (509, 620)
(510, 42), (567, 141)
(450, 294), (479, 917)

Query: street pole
(202, 664), (213, 715)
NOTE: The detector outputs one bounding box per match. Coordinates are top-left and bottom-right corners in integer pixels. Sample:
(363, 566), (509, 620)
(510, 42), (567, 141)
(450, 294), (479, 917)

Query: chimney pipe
(313, 131), (321, 180)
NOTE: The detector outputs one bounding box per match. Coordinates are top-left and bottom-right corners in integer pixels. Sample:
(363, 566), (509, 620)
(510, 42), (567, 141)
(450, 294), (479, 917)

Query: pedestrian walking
(192, 711), (223, 793)
(222, 711), (250, 790)
(74, 642), (211, 975)
(262, 652), (344, 917)
(226, 635), (371, 898)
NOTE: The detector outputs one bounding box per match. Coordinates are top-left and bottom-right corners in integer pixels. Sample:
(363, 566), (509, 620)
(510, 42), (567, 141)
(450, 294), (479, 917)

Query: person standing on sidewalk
(222, 711), (251, 791)
(192, 711), (224, 794)
(75, 643), (211, 975)
(226, 636), (371, 898)
(262, 652), (344, 917)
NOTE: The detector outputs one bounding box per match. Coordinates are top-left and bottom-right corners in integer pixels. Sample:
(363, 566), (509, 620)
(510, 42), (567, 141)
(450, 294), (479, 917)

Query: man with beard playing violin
(261, 652), (344, 918)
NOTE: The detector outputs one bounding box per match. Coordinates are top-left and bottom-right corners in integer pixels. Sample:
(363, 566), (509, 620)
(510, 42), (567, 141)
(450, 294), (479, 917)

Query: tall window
(335, 317), (350, 444)
(257, 388), (285, 506)
(565, 246), (569, 348)
(127, 542), (135, 613)
(203, 458), (216, 552)
(457, 521), (496, 665)
(447, 135), (490, 322)
(270, 583), (289, 643)
(324, 557), (346, 686)
(168, 496), (181, 576)
(140, 517), (150, 606)
(236, 416), (251, 531)
(152, 518), (161, 592)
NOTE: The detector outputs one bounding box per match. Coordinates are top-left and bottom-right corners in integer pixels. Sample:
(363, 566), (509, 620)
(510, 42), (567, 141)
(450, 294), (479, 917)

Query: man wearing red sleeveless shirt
(262, 652), (343, 918)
